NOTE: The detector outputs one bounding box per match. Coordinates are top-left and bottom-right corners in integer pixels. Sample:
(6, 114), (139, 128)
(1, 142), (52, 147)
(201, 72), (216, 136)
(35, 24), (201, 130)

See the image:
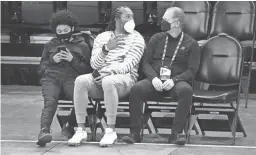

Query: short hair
(105, 5), (130, 31)
(49, 10), (79, 33)
(166, 7), (185, 29)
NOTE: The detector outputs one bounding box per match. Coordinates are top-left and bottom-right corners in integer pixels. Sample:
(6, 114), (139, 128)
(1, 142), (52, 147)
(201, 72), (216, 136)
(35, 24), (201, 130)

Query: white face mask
(124, 20), (135, 33)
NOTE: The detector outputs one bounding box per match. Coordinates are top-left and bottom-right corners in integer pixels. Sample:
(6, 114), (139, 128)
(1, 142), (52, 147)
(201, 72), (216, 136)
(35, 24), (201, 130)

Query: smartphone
(92, 70), (101, 78)
(57, 46), (67, 52)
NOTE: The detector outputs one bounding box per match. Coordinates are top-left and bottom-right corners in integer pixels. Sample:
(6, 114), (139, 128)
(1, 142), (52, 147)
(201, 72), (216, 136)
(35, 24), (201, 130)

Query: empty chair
(1, 1), (12, 24)
(210, 1), (255, 40)
(112, 1), (144, 26)
(22, 1), (53, 25)
(171, 1), (210, 41)
(67, 1), (99, 26)
(210, 1), (256, 108)
(193, 33), (246, 145)
(157, 1), (173, 23)
(98, 1), (112, 24)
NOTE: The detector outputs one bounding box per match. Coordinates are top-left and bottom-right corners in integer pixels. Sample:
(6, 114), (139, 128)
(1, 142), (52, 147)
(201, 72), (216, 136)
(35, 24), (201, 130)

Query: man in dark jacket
(123, 7), (201, 145)
(36, 10), (92, 147)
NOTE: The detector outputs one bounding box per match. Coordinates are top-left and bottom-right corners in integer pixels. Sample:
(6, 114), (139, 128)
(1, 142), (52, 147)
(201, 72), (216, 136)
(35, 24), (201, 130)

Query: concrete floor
(1, 85), (256, 154)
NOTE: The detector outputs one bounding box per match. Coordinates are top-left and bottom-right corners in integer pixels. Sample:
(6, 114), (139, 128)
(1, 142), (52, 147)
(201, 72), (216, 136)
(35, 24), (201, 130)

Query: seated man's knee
(102, 76), (116, 90)
(130, 80), (149, 98)
(75, 74), (93, 89)
(176, 82), (193, 96)
(130, 83), (144, 95)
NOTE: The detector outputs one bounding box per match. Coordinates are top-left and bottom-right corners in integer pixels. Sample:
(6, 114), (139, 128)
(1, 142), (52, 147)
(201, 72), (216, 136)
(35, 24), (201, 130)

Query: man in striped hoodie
(68, 6), (145, 147)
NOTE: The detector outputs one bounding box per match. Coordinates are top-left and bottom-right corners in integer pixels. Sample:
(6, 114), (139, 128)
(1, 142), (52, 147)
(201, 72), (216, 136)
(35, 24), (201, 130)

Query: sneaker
(68, 127), (87, 146)
(168, 133), (186, 145)
(36, 127), (52, 147)
(99, 128), (117, 147)
(122, 132), (141, 144)
(62, 125), (75, 139)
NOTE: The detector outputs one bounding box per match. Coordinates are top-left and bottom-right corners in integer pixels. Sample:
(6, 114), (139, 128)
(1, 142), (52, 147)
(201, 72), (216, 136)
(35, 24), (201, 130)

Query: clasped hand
(152, 77), (174, 92)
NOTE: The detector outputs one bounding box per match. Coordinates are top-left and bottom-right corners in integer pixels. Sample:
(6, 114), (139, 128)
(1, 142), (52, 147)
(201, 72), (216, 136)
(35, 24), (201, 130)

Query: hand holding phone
(57, 47), (73, 62)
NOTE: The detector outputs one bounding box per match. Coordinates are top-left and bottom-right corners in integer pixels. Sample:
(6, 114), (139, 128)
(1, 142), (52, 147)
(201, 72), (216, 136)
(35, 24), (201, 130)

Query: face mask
(160, 20), (171, 32)
(124, 20), (135, 33)
(56, 31), (73, 41)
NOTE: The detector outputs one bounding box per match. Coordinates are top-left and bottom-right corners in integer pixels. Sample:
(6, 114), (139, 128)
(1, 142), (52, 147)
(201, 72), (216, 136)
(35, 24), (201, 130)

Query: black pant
(129, 79), (193, 134)
(40, 75), (77, 129)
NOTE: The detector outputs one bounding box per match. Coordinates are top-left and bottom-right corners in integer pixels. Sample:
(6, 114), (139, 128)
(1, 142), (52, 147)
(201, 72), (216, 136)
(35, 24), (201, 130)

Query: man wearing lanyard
(122, 7), (201, 145)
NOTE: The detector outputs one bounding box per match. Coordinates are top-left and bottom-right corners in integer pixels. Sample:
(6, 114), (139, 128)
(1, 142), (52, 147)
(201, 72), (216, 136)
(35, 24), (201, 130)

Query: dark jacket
(39, 35), (93, 78)
(142, 32), (200, 84)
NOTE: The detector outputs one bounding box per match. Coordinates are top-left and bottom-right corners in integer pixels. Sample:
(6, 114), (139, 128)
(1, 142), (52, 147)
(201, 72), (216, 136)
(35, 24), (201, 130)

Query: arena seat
(135, 2), (160, 44)
(98, 1), (112, 24)
(171, 1), (210, 41)
(56, 97), (100, 141)
(193, 33), (247, 145)
(210, 1), (255, 40)
(112, 1), (144, 26)
(156, 1), (173, 23)
(1, 1), (12, 25)
(67, 1), (99, 27)
(21, 1), (53, 26)
(209, 1), (256, 108)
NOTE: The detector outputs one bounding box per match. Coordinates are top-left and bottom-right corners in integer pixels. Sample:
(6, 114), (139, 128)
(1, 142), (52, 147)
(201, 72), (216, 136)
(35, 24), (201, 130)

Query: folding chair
(92, 96), (154, 141)
(21, 1), (53, 33)
(1, 1), (12, 25)
(171, 1), (210, 46)
(135, 2), (160, 44)
(67, 1), (99, 27)
(209, 1), (256, 108)
(156, 1), (173, 23)
(192, 33), (246, 145)
(112, 1), (144, 26)
(56, 96), (101, 141)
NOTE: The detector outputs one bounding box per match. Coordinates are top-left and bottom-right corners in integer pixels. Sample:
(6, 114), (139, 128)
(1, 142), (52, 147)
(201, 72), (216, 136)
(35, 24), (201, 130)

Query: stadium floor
(1, 85), (256, 155)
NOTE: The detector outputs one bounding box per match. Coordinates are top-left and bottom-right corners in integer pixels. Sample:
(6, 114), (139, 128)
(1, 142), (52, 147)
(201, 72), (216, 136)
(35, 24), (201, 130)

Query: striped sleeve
(118, 34), (145, 74)
(90, 32), (108, 70)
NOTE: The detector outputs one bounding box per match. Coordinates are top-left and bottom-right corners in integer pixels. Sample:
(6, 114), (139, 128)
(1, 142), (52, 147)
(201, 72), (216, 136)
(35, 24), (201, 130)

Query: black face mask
(56, 31), (73, 41)
(160, 20), (171, 32)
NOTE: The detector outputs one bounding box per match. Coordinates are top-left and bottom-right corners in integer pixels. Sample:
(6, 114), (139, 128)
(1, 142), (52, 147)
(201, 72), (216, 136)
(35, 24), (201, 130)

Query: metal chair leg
(149, 115), (158, 133)
(237, 115), (247, 137)
(196, 117), (205, 136)
(231, 101), (240, 145)
(192, 125), (199, 135)
(56, 114), (64, 129)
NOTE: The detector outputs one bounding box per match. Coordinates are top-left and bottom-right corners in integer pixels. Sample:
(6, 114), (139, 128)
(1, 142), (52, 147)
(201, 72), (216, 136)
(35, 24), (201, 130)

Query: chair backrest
(157, 1), (173, 23)
(21, 1), (53, 25)
(67, 1), (99, 26)
(171, 1), (210, 40)
(112, 1), (144, 26)
(98, 1), (112, 23)
(196, 33), (243, 85)
(1, 2), (12, 24)
(210, 1), (255, 41)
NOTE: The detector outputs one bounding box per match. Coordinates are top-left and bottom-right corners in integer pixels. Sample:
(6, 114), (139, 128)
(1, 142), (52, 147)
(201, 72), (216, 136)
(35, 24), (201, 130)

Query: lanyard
(161, 32), (184, 67)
